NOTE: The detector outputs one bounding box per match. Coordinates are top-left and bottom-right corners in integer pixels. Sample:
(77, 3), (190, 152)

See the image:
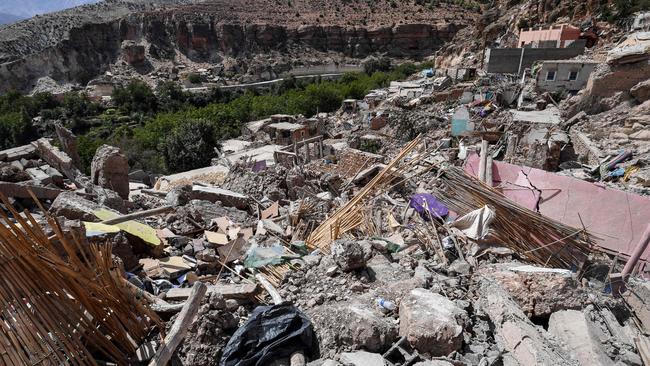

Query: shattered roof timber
(434, 167), (592, 270)
(0, 193), (160, 365)
(307, 135), (425, 253)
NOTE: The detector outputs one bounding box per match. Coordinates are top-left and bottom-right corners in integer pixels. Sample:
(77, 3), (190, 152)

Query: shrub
(112, 80), (158, 115)
(0, 111), (31, 150)
(62, 92), (100, 119)
(156, 81), (188, 112)
(162, 119), (218, 173)
(77, 135), (105, 173)
(187, 73), (203, 84)
(363, 57), (392, 75)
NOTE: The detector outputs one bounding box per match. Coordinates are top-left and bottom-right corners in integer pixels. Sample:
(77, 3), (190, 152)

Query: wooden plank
(100, 205), (174, 225)
(149, 282), (207, 366)
(165, 283), (258, 301)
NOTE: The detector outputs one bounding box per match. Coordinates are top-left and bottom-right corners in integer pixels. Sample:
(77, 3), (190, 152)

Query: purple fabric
(252, 160), (267, 173)
(410, 193), (449, 220)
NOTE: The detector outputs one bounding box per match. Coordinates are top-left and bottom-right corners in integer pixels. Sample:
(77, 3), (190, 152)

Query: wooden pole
(149, 282), (207, 366)
(101, 205), (174, 225)
(486, 155), (493, 186)
(478, 140), (488, 183)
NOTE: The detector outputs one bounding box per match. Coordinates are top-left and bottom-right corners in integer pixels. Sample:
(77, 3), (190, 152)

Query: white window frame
(546, 70), (556, 81)
(568, 70), (579, 81)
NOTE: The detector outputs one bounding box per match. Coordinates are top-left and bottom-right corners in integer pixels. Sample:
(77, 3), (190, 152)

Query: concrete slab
(340, 351), (385, 366)
(548, 310), (612, 366)
(191, 186), (249, 209)
(510, 106), (562, 124)
(225, 144), (283, 166)
(154, 165), (229, 192)
(222, 139), (252, 154)
(0, 144), (36, 162)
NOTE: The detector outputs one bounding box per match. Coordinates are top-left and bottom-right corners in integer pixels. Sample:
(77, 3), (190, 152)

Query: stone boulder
(308, 300), (398, 353)
(477, 263), (587, 318)
(91, 145), (129, 199)
(331, 239), (373, 271)
(631, 79), (650, 103)
(339, 351), (385, 366)
(122, 40), (146, 65)
(50, 191), (100, 221)
(399, 288), (467, 356)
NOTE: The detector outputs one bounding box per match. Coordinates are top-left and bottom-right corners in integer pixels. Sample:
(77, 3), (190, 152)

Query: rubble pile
(5, 13), (650, 365)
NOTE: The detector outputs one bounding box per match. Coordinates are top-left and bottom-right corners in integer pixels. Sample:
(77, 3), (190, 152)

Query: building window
(568, 71), (579, 81)
(546, 71), (556, 81)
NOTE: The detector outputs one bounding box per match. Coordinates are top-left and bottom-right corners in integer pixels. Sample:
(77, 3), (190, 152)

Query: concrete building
(632, 12), (650, 31)
(264, 117), (322, 146)
(535, 60), (599, 92)
(518, 24), (581, 48)
(485, 46), (585, 74)
(265, 122), (308, 145)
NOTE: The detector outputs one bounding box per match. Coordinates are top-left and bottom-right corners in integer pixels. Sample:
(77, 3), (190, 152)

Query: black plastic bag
(220, 304), (319, 366)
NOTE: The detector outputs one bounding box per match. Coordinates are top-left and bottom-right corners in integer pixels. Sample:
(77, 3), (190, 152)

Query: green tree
(156, 81), (188, 112)
(0, 111), (32, 150)
(163, 119), (218, 172)
(62, 92), (99, 119)
(112, 80), (158, 115)
(363, 57), (392, 74)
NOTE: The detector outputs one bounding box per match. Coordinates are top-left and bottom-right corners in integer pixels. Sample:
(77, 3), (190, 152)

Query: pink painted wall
(518, 24), (581, 48)
(465, 154), (650, 268)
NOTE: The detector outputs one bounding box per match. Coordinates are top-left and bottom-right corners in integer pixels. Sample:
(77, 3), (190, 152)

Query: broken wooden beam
(164, 283), (259, 301)
(149, 282), (207, 366)
(100, 205), (174, 225)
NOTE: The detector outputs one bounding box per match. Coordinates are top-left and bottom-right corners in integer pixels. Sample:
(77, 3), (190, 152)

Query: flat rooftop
(268, 122), (305, 131)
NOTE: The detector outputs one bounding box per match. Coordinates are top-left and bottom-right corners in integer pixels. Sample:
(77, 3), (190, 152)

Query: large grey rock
(399, 288), (467, 356)
(339, 351), (385, 366)
(547, 310), (612, 366)
(308, 300), (398, 353)
(49, 191), (100, 221)
(331, 239), (373, 271)
(91, 144), (129, 199)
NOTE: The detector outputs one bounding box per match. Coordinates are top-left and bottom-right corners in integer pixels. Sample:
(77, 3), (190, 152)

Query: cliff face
(131, 16), (458, 61)
(0, 0), (473, 93)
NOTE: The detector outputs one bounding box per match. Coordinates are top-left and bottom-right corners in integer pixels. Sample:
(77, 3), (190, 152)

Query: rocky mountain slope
(0, 0), (102, 21)
(0, 0), (475, 93)
(435, 0), (621, 68)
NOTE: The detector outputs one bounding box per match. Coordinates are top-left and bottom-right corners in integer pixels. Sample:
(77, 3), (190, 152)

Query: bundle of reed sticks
(0, 193), (160, 365)
(306, 135), (426, 253)
(434, 167), (593, 269)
